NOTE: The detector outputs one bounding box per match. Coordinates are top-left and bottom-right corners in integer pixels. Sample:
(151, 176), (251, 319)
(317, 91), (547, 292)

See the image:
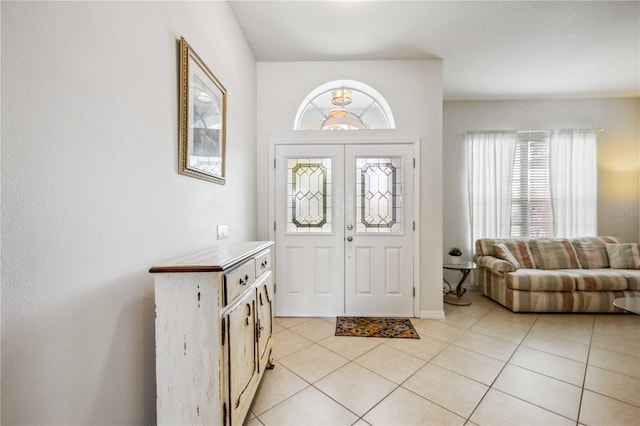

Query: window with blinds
(510, 131), (554, 237)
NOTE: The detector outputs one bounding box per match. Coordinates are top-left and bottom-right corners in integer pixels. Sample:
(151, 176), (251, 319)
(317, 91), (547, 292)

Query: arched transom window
(294, 80), (395, 130)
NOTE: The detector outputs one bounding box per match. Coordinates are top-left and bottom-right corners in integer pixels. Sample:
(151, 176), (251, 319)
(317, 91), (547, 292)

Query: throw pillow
(606, 244), (640, 269)
(493, 243), (521, 269)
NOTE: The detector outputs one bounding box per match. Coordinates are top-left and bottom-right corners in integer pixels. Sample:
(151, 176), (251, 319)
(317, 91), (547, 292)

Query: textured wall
(1, 2), (257, 424)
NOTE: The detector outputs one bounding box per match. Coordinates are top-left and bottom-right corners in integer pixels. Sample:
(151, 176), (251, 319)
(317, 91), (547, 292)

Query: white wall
(1, 2), (256, 424)
(256, 60), (444, 317)
(444, 98), (640, 278)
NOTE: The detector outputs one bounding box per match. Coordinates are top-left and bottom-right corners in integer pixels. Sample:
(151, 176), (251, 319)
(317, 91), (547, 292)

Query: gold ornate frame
(178, 37), (227, 184)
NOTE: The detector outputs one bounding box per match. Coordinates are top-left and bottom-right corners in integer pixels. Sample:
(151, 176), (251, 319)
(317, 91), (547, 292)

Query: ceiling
(229, 0), (640, 101)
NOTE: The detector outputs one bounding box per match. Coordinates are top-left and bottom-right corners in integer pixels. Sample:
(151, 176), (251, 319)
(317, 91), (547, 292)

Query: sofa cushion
(606, 243), (640, 269)
(493, 243), (521, 269)
(606, 269), (640, 291)
(476, 239), (536, 268)
(562, 269), (629, 291)
(571, 236), (619, 269)
(529, 239), (580, 270)
(506, 269), (575, 292)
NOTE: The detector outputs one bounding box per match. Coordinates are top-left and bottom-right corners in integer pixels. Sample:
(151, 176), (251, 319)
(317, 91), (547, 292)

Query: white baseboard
(420, 310), (445, 319)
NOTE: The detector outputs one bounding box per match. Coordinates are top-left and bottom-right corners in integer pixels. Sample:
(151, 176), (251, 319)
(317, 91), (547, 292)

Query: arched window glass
(294, 80), (395, 130)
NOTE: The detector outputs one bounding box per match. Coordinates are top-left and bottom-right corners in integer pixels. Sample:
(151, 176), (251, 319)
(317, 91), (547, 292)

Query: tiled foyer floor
(245, 289), (640, 425)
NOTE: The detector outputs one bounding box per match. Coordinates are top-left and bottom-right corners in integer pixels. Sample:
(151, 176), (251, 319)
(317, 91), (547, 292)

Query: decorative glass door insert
(286, 158), (332, 233)
(355, 157), (403, 233)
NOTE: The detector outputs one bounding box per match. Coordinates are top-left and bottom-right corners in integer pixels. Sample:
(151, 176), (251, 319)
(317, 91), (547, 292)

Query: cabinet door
(224, 290), (257, 426)
(256, 272), (274, 372)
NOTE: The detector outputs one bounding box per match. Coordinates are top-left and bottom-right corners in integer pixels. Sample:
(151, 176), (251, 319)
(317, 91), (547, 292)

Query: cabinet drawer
(254, 250), (272, 277)
(224, 260), (256, 306)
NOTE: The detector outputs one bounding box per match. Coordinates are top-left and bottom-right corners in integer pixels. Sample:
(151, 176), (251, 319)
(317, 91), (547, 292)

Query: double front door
(274, 143), (415, 317)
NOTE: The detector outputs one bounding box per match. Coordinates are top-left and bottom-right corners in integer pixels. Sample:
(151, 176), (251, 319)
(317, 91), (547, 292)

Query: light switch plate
(217, 225), (228, 240)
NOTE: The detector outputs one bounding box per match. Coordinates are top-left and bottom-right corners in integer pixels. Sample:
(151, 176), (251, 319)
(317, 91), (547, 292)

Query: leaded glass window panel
(294, 80), (395, 131)
(287, 158), (332, 233)
(355, 157), (403, 233)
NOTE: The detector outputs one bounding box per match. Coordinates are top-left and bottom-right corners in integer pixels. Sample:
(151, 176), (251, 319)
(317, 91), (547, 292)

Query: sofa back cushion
(493, 243), (521, 269)
(476, 239), (536, 268)
(606, 243), (640, 269)
(571, 236), (619, 269)
(529, 239), (581, 270)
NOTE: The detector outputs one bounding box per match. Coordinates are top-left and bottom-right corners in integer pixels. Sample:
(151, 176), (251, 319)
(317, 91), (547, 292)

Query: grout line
(575, 314), (596, 426)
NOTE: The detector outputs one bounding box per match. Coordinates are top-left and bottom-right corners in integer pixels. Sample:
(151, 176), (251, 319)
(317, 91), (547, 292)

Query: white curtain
(466, 131), (517, 246)
(550, 129), (597, 237)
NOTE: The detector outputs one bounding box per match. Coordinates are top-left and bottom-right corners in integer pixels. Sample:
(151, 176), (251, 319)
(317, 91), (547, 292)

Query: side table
(443, 262), (478, 306)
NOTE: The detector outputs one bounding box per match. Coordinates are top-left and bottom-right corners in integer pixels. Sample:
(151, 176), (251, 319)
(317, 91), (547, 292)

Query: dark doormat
(335, 317), (420, 339)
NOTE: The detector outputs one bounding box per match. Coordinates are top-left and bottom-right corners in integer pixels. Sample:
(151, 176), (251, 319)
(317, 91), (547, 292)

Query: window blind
(510, 131), (554, 237)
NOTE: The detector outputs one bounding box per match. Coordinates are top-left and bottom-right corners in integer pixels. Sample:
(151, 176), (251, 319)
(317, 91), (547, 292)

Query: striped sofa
(474, 237), (640, 313)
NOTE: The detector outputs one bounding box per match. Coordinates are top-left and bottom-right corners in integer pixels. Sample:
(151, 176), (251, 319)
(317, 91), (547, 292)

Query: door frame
(268, 138), (421, 317)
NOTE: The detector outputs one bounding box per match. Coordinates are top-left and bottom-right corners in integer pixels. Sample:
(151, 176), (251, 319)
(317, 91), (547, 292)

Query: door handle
(347, 236), (353, 242)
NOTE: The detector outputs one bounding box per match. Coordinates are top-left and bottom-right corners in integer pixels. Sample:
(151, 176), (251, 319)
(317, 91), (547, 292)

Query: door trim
(268, 138), (421, 317)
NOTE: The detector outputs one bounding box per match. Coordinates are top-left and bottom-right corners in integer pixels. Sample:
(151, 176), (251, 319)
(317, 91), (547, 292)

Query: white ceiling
(229, 0), (640, 100)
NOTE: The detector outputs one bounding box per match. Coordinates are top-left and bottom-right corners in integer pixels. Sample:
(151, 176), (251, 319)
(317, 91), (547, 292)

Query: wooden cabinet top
(149, 241), (274, 273)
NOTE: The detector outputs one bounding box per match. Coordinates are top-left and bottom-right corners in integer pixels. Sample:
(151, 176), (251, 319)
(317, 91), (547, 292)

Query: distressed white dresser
(150, 241), (274, 426)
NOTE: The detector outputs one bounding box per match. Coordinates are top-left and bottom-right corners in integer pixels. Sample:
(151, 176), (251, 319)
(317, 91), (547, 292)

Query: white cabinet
(151, 241), (274, 426)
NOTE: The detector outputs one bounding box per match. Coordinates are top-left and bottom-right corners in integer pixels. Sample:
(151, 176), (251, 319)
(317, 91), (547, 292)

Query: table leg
(443, 268), (472, 306)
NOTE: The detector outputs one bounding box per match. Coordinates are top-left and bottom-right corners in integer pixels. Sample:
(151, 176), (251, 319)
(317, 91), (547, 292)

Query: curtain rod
(466, 127), (604, 134)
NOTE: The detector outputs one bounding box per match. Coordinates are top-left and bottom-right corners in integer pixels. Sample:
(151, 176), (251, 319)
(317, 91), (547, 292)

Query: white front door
(344, 144), (414, 316)
(274, 143), (415, 317)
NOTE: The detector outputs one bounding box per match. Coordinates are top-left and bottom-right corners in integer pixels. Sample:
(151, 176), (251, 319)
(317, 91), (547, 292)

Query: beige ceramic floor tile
(383, 333), (448, 361)
(364, 387), (465, 425)
(509, 346), (586, 386)
(591, 331), (640, 359)
(274, 317), (313, 329)
(584, 365), (640, 407)
(453, 330), (518, 362)
(593, 314), (640, 341)
(588, 346), (640, 378)
(250, 362), (309, 415)
(258, 386), (358, 426)
(538, 313), (595, 329)
(314, 363), (396, 416)
(351, 420), (372, 426)
(579, 390), (640, 426)
(403, 363), (489, 418)
(413, 319), (466, 343)
(482, 308), (539, 330)
(279, 344), (348, 383)
(432, 345), (505, 385)
(318, 335), (386, 360)
(470, 316), (528, 344)
(272, 322), (285, 334)
(271, 329), (313, 360)
(355, 344), (426, 384)
(289, 318), (336, 342)
(244, 416), (262, 426)
(470, 389), (574, 426)
(530, 318), (592, 345)
(493, 364), (582, 420)
(521, 331), (589, 362)
(440, 310), (481, 329)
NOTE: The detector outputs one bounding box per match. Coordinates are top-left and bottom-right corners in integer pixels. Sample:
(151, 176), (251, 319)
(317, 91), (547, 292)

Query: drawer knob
(261, 260), (268, 268)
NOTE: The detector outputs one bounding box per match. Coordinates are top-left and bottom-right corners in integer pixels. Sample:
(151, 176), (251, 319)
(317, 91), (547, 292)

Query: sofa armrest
(475, 255), (516, 274)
